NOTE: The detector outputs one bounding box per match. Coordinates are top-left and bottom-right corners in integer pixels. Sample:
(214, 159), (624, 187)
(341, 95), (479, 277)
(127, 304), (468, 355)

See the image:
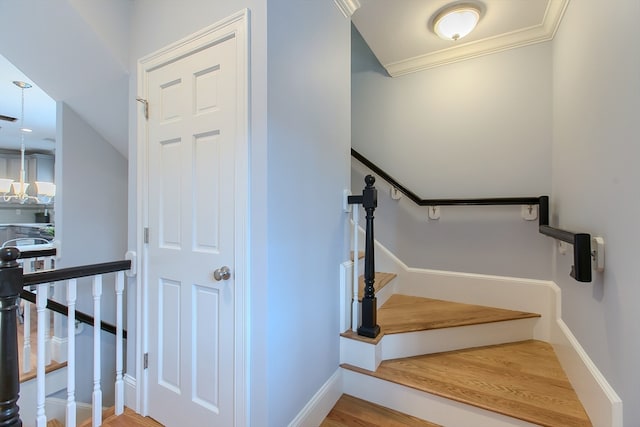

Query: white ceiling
(0, 54), (56, 153)
(351, 0), (569, 76)
(0, 0), (569, 157)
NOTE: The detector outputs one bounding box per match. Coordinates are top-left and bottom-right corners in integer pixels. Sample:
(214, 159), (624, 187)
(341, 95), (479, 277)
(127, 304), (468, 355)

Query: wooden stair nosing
(342, 340), (592, 427)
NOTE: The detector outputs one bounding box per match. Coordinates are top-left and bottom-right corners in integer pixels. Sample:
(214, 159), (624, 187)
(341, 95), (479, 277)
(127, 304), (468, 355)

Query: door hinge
(144, 227), (149, 244)
(136, 97), (149, 120)
(144, 353), (149, 369)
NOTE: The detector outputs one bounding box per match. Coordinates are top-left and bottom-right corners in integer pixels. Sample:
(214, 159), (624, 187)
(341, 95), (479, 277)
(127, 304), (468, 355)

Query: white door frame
(135, 9), (250, 425)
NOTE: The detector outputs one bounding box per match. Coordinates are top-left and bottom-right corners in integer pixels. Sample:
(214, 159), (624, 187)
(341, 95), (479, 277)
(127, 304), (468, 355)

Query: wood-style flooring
(321, 394), (441, 427)
(342, 340), (592, 427)
(79, 407), (164, 427)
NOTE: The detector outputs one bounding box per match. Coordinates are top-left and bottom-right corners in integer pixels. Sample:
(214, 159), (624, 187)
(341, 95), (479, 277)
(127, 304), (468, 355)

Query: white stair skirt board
(552, 318), (623, 427)
(340, 317), (537, 371)
(18, 366), (67, 427)
(342, 368), (539, 427)
(124, 374), (138, 412)
(288, 369), (342, 427)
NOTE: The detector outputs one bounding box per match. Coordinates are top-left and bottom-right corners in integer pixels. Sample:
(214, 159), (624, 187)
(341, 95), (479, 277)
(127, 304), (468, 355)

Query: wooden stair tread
(47, 419), (64, 427)
(321, 394), (441, 426)
(350, 251), (365, 261)
(79, 407), (164, 427)
(343, 340), (592, 427)
(357, 272), (396, 300)
(378, 294), (540, 335)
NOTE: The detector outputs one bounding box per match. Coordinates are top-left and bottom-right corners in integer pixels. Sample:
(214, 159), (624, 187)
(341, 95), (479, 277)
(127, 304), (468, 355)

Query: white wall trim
(288, 369), (343, 427)
(551, 318), (623, 427)
(50, 335), (68, 363)
(124, 373), (137, 411)
(383, 0), (570, 76)
(333, 0), (361, 18)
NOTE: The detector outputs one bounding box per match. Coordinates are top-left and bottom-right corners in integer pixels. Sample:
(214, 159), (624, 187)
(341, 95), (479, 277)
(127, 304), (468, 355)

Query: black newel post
(0, 247), (23, 427)
(348, 175), (380, 339)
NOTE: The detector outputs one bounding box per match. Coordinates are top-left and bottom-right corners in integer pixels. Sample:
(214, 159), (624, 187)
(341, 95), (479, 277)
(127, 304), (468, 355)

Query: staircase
(331, 273), (593, 426)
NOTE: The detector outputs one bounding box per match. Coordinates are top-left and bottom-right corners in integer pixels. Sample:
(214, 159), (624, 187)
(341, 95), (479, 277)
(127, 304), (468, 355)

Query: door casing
(135, 9), (250, 425)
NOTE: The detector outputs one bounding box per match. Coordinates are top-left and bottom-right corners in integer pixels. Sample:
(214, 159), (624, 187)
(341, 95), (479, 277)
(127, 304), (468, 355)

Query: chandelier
(0, 81), (56, 204)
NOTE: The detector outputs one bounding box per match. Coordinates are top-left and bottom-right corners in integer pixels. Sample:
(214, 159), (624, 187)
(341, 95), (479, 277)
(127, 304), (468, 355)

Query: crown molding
(334, 0), (361, 19)
(384, 0), (570, 76)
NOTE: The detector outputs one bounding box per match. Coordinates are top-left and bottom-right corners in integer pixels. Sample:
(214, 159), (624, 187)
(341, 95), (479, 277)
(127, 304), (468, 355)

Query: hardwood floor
(377, 294), (540, 335)
(322, 394), (441, 427)
(343, 340), (592, 427)
(79, 407), (164, 427)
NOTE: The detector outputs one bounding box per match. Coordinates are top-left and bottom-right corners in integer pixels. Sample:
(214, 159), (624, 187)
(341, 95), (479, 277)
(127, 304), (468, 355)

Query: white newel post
(92, 275), (103, 427)
(66, 279), (77, 427)
(115, 271), (124, 415)
(351, 203), (360, 332)
(36, 284), (47, 427)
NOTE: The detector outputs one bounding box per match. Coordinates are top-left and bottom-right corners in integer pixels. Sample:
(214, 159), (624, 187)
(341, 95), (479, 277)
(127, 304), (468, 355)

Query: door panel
(146, 34), (237, 427)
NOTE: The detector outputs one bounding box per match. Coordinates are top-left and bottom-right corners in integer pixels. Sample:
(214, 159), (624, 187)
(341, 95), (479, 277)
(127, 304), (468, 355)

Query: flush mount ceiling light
(432, 4), (481, 41)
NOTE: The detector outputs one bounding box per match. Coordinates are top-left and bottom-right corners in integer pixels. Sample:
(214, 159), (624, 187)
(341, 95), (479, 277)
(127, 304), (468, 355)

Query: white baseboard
(288, 369), (342, 427)
(551, 318), (623, 427)
(124, 374), (137, 411)
(51, 335), (68, 363)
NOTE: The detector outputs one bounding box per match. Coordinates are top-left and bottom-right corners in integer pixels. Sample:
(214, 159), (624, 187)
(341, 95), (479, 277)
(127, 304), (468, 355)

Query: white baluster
(66, 279), (77, 427)
(115, 271), (124, 415)
(36, 284), (47, 427)
(352, 203), (360, 331)
(44, 285), (51, 366)
(92, 275), (103, 427)
(22, 292), (32, 373)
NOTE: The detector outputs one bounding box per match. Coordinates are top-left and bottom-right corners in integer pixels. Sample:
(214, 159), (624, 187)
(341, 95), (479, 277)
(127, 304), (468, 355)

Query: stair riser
(341, 318), (537, 371)
(342, 368), (539, 427)
(383, 317), (538, 360)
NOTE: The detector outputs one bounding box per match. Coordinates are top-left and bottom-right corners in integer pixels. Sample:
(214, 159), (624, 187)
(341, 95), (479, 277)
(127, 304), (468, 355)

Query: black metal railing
(0, 247), (131, 427)
(352, 149), (593, 283)
(348, 175), (381, 338)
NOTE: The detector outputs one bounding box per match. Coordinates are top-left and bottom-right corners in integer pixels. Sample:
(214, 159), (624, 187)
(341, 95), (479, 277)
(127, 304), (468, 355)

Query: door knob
(213, 266), (231, 281)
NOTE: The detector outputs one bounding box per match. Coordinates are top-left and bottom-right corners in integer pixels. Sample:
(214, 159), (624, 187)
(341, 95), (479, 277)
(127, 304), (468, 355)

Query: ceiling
(351, 0), (569, 76)
(0, 54), (56, 153)
(0, 0), (569, 156)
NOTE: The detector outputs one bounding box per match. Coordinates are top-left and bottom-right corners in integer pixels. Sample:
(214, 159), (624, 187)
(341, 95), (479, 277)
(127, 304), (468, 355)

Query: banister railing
(352, 149), (594, 283)
(0, 246), (131, 427)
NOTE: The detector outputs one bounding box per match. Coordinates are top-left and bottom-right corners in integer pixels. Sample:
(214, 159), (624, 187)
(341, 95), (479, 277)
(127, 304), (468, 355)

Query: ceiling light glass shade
(35, 181), (56, 197)
(11, 182), (29, 195)
(434, 6), (480, 41)
(0, 179), (13, 193)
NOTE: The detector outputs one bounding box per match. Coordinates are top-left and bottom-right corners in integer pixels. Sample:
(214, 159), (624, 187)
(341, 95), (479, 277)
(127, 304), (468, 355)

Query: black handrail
(352, 149), (540, 206)
(351, 149), (593, 283)
(0, 247), (131, 427)
(19, 290), (127, 339)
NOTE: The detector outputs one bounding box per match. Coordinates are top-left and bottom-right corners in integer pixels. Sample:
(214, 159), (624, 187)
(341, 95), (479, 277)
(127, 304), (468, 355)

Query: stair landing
(79, 407), (164, 427)
(343, 340), (592, 427)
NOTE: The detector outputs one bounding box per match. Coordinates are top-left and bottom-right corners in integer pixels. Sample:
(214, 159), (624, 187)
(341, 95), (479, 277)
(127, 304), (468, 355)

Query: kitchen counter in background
(0, 224), (54, 247)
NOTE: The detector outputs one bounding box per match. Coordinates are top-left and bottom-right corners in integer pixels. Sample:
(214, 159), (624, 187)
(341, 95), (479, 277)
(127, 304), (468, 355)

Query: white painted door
(145, 32), (238, 427)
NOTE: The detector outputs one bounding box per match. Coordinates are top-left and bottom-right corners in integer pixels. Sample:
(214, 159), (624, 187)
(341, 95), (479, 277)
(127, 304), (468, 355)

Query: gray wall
(57, 101), (128, 405)
(266, 1), (350, 425)
(552, 0), (640, 424)
(130, 1), (351, 425)
(351, 26), (553, 278)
